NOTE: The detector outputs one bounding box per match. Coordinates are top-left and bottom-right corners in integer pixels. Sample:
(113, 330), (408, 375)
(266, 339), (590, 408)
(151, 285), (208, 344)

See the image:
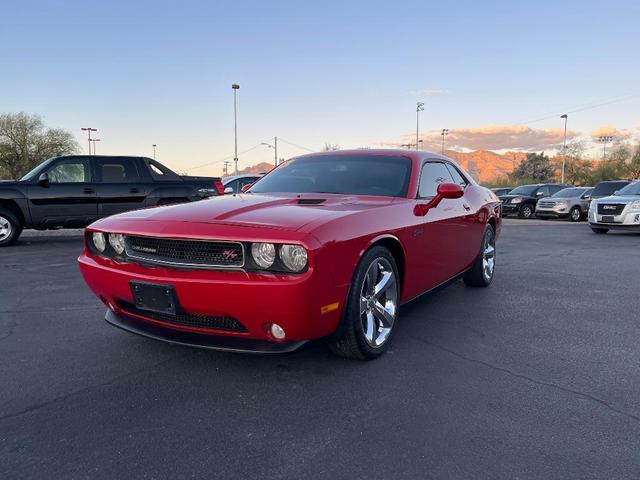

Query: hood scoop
(297, 198), (326, 205)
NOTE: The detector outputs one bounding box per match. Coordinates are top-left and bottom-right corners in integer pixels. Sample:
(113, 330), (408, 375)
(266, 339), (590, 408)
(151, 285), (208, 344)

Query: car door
(94, 157), (149, 218)
(26, 156), (97, 228)
(414, 161), (471, 291)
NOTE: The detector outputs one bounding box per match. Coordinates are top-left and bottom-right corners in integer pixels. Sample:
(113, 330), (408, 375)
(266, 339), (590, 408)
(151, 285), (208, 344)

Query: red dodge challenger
(79, 150), (501, 359)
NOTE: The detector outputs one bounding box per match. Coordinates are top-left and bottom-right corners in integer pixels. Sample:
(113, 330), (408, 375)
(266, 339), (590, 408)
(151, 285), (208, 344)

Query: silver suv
(535, 187), (593, 222)
(588, 181), (640, 233)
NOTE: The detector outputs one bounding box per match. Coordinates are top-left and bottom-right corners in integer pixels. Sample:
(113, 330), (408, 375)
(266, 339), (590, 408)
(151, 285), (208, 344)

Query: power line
(277, 137), (314, 152)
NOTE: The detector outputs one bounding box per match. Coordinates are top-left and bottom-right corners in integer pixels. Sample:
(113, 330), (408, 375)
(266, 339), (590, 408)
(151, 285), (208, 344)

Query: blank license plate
(131, 281), (177, 315)
(602, 215), (615, 223)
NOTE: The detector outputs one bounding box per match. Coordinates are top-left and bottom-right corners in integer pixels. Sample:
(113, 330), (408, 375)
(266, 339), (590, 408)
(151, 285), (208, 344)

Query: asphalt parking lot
(1, 220), (639, 479)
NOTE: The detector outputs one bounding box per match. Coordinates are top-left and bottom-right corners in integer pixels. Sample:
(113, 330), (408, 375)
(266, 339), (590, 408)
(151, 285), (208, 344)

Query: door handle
(463, 203), (471, 211)
(129, 188), (139, 194)
(83, 187), (94, 194)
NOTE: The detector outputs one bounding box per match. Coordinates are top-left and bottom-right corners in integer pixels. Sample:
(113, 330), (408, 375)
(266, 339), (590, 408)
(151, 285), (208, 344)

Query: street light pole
(232, 83), (240, 174)
(441, 128), (449, 155)
(416, 102), (424, 150)
(81, 127), (97, 155)
(152, 144), (157, 160)
(598, 135), (613, 161)
(89, 138), (101, 155)
(560, 114), (568, 183)
(261, 137), (278, 167)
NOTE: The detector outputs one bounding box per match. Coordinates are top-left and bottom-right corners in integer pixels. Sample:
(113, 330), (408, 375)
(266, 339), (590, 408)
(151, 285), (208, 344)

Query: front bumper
(501, 203), (520, 215)
(79, 252), (348, 348)
(535, 206), (570, 218)
(106, 309), (306, 353)
(588, 209), (640, 228)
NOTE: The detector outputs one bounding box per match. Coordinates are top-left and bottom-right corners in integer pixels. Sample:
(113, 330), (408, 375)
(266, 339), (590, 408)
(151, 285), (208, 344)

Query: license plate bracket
(602, 215), (615, 223)
(130, 281), (177, 315)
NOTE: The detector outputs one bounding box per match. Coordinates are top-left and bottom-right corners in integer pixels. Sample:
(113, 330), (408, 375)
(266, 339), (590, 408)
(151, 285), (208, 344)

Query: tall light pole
(89, 138), (101, 155)
(232, 83), (240, 174)
(440, 128), (449, 155)
(261, 137), (278, 167)
(81, 127), (97, 154)
(416, 102), (424, 150)
(152, 144), (157, 159)
(560, 114), (568, 183)
(598, 135), (613, 161)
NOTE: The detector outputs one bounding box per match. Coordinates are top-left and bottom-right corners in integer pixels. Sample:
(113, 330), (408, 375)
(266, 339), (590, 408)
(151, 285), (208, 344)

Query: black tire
(569, 206), (582, 222)
(519, 204), (534, 219)
(328, 246), (400, 360)
(463, 224), (496, 287)
(591, 227), (609, 234)
(0, 207), (23, 247)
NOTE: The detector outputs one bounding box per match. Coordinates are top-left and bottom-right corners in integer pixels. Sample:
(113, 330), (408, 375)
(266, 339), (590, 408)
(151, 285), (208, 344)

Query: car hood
(0, 180), (19, 185)
(110, 193), (395, 231)
(594, 195), (640, 204)
(499, 194), (531, 201)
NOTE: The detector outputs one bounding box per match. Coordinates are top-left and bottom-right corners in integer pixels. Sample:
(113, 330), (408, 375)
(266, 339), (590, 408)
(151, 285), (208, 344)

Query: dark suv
(499, 183), (570, 219)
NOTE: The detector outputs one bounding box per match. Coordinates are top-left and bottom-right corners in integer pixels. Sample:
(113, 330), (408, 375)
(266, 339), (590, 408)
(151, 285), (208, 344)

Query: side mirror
(224, 187), (234, 194)
(414, 183), (464, 216)
(536, 191), (545, 197)
(613, 190), (619, 195)
(38, 172), (49, 187)
(240, 183), (253, 193)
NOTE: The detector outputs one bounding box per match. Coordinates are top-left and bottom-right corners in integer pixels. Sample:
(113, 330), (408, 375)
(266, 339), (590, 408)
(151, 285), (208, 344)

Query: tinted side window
(144, 159), (181, 181)
(536, 186), (551, 197)
(225, 179), (239, 193)
(418, 162), (454, 198)
(445, 164), (467, 186)
(47, 159), (89, 183)
(96, 158), (140, 183)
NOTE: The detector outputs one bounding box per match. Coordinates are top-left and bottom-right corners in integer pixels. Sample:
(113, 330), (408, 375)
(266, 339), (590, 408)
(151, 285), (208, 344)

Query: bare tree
(323, 143), (340, 151)
(0, 112), (79, 179)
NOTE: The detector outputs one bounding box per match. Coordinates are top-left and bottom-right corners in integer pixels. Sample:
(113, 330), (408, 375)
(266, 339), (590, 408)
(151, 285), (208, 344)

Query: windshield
(552, 188), (587, 198)
(20, 158), (55, 181)
(508, 185), (538, 196)
(249, 154), (412, 197)
(615, 181), (640, 196)
(592, 181), (629, 196)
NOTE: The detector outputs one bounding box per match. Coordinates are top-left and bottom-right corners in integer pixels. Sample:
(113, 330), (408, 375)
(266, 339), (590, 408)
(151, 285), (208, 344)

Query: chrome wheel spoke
(481, 232), (496, 281)
(372, 300), (395, 328)
(363, 311), (376, 343)
(360, 296), (369, 315)
(365, 264), (377, 296)
(373, 270), (394, 299)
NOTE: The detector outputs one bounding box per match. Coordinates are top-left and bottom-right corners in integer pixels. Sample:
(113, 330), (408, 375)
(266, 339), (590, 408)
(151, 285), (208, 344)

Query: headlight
(109, 233), (126, 255)
(510, 197), (523, 204)
(589, 202), (596, 212)
(279, 244), (308, 272)
(629, 200), (640, 212)
(92, 232), (106, 252)
(251, 242), (276, 268)
(556, 201), (569, 207)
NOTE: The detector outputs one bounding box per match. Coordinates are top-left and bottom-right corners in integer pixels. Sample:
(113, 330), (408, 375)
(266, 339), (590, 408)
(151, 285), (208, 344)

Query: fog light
(270, 323), (286, 340)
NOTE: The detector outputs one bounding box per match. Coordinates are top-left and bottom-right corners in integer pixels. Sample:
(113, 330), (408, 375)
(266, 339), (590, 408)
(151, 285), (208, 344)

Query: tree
(509, 152), (555, 184)
(628, 145), (640, 179)
(561, 141), (592, 185)
(0, 112), (79, 179)
(323, 143), (340, 151)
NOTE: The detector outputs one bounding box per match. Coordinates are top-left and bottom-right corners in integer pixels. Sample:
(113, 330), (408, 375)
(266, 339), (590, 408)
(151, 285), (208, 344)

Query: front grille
(538, 201), (556, 208)
(118, 301), (248, 332)
(125, 236), (244, 268)
(597, 204), (625, 215)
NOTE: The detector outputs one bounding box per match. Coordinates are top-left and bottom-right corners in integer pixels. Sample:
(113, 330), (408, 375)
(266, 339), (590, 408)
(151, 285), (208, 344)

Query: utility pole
(81, 127), (97, 155)
(440, 129), (449, 155)
(261, 137), (278, 167)
(598, 135), (613, 161)
(560, 114), (568, 183)
(223, 161), (231, 176)
(232, 83), (240, 174)
(152, 144), (157, 160)
(416, 102), (424, 150)
(89, 138), (101, 155)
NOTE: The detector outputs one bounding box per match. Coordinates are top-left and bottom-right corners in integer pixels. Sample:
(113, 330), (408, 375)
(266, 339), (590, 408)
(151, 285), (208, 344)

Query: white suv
(588, 181), (640, 234)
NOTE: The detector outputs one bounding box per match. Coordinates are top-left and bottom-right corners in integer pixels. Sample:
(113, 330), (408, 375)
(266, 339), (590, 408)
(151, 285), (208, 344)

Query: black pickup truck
(0, 155), (223, 246)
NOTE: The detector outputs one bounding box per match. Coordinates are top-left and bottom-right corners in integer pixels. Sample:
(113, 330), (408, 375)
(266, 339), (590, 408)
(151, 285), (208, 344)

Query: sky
(1, 0), (639, 176)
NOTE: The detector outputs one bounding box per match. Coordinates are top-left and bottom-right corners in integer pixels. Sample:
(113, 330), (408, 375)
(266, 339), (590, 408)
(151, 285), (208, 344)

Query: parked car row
(492, 179), (634, 224)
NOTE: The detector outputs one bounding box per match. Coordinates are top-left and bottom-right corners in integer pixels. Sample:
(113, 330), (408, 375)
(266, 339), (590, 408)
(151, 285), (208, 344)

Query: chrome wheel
(521, 205), (533, 218)
(570, 208), (581, 222)
(0, 215), (11, 241)
(482, 229), (496, 282)
(359, 257), (398, 348)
